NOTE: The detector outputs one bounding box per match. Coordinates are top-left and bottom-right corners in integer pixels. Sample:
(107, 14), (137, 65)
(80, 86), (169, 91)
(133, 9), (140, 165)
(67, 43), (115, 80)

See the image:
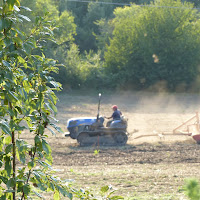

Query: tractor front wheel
(68, 127), (78, 139)
(77, 132), (90, 146)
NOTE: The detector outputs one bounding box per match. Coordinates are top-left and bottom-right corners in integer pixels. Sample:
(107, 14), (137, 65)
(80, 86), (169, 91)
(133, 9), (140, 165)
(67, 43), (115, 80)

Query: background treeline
(20, 0), (200, 91)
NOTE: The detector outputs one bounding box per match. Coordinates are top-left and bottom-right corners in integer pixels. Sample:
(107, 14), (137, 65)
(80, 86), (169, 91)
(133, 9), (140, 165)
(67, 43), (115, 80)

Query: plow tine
(133, 132), (191, 140)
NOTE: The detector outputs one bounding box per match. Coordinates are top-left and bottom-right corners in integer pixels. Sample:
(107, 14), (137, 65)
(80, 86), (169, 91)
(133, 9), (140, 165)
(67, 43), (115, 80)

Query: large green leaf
(38, 124), (44, 135)
(5, 144), (13, 154)
(53, 189), (60, 200)
(0, 176), (8, 184)
(2, 60), (10, 68)
(33, 190), (43, 198)
(47, 127), (56, 136)
(47, 91), (58, 105)
(0, 160), (3, 168)
(50, 123), (63, 133)
(5, 157), (11, 177)
(19, 6), (32, 11)
(6, 178), (15, 189)
(19, 152), (25, 164)
(38, 160), (52, 170)
(0, 19), (11, 31)
(7, 0), (16, 7)
(0, 194), (6, 200)
(1, 121), (11, 136)
(17, 14), (31, 22)
(45, 102), (57, 115)
(42, 139), (51, 155)
(22, 184), (30, 195)
(0, 20), (3, 32)
(4, 136), (12, 145)
(28, 160), (35, 170)
(50, 81), (61, 89)
(8, 91), (19, 102)
(13, 5), (20, 12)
(100, 185), (109, 193)
(32, 171), (41, 180)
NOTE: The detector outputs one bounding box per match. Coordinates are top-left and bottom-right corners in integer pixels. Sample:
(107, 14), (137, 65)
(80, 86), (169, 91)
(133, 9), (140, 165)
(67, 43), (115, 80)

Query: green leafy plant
(72, 185), (124, 200)
(185, 179), (200, 200)
(0, 0), (74, 199)
(0, 1), (125, 199)
(94, 149), (100, 155)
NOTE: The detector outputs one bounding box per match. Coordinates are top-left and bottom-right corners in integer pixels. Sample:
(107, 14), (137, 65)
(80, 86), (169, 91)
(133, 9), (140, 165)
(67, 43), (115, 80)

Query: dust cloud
(100, 90), (200, 143)
(57, 88), (200, 144)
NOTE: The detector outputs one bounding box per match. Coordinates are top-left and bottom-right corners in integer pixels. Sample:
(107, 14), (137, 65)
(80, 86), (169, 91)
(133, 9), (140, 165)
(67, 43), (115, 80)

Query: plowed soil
(51, 142), (200, 166)
(37, 92), (200, 199)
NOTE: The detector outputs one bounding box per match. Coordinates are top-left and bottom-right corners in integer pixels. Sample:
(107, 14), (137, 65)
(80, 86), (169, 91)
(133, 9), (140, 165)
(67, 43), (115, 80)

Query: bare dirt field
(41, 91), (200, 199)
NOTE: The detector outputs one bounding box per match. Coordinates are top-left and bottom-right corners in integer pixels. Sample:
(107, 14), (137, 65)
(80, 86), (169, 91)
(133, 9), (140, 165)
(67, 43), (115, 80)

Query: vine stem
(21, 111), (42, 200)
(12, 130), (16, 200)
(21, 150), (36, 200)
(9, 102), (16, 200)
(2, 2), (16, 198)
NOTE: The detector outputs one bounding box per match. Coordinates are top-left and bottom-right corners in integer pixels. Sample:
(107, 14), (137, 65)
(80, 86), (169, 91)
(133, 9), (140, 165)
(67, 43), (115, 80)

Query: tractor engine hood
(67, 117), (97, 128)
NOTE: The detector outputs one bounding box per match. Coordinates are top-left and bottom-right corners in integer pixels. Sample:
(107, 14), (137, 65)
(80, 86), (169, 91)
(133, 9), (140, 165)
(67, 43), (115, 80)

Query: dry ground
(25, 91), (200, 199)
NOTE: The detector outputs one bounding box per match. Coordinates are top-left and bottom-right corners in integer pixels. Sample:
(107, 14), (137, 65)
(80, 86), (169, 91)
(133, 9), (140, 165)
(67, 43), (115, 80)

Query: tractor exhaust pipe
(97, 93), (101, 120)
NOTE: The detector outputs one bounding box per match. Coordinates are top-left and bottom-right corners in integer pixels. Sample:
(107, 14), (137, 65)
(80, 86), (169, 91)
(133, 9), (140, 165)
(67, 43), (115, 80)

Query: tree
(19, 0), (77, 68)
(182, 0), (200, 7)
(54, 10), (76, 45)
(94, 18), (114, 57)
(63, 0), (140, 52)
(75, 1), (115, 52)
(54, 43), (108, 89)
(104, 0), (200, 90)
(0, 1), (72, 199)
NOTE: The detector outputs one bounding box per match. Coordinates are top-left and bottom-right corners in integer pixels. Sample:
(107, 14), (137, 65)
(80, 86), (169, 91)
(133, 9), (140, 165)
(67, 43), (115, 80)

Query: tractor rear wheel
(113, 132), (128, 145)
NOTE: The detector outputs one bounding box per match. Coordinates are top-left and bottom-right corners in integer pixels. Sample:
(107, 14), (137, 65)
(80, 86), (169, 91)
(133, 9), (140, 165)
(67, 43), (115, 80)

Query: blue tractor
(66, 94), (128, 146)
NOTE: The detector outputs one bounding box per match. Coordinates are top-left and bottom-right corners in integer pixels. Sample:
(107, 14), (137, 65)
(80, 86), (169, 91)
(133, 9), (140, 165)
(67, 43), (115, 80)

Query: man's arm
(105, 116), (112, 119)
(105, 112), (114, 119)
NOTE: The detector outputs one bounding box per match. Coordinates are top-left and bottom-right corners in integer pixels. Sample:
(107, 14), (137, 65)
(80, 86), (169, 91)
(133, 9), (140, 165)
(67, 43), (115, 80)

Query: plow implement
(173, 112), (200, 143)
(132, 112), (200, 144)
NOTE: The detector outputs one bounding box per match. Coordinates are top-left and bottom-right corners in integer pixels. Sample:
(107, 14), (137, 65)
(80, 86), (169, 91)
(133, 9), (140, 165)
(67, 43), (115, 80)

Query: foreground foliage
(0, 0), (125, 199)
(185, 179), (200, 200)
(0, 0), (72, 199)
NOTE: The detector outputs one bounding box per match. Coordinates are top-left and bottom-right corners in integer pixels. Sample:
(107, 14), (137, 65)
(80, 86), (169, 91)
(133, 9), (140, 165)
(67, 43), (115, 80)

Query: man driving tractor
(105, 105), (122, 127)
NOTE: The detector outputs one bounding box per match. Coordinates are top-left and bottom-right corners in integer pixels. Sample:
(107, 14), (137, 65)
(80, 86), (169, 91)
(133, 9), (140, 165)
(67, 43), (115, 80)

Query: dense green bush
(104, 0), (200, 91)
(16, 0), (200, 91)
(54, 44), (111, 90)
